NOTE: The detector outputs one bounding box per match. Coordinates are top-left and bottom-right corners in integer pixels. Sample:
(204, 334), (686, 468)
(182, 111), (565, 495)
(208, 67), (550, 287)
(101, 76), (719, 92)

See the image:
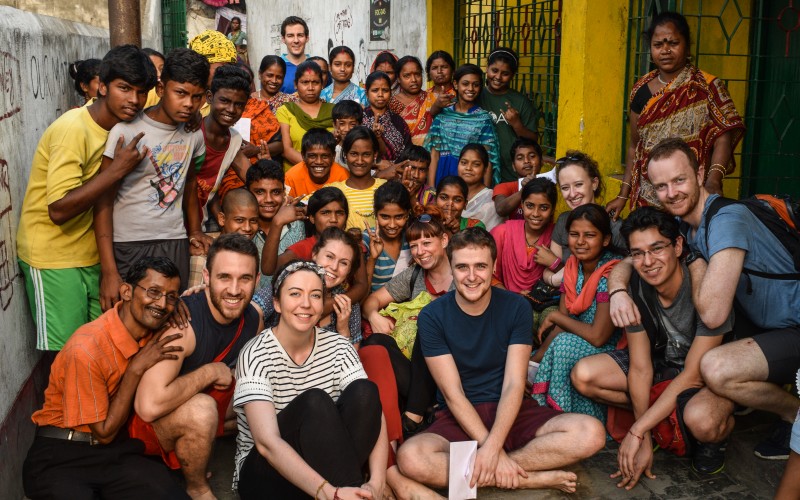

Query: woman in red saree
(606, 11), (744, 215)
(389, 56), (433, 147)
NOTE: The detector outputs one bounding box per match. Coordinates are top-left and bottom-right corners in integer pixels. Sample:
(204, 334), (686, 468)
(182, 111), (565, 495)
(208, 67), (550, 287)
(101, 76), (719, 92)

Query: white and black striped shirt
(232, 327), (366, 489)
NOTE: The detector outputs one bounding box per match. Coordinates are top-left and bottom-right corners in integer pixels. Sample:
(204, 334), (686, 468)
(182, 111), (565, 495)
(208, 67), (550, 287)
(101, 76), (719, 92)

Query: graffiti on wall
(0, 159), (15, 311)
(333, 8), (352, 47)
(0, 50), (22, 123)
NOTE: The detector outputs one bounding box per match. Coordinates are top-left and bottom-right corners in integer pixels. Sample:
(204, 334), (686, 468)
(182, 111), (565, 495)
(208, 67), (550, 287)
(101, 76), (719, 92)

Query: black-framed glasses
(555, 155), (583, 165)
(134, 284), (180, 305)
(629, 242), (674, 261)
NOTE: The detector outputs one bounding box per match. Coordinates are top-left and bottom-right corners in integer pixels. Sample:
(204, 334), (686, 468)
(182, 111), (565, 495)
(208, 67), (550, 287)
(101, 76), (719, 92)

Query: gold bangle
(620, 181), (632, 188)
(616, 195), (630, 201)
(316, 480), (329, 500)
(708, 166), (726, 179)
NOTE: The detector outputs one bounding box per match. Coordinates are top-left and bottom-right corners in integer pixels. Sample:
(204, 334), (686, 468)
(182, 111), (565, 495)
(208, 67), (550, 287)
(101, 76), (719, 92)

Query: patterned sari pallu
(630, 64), (744, 208)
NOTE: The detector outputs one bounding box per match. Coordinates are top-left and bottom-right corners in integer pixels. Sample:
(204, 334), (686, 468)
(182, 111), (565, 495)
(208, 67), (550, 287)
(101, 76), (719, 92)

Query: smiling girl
(424, 64), (500, 186)
(479, 47), (540, 183)
(434, 175), (485, 235)
(320, 46), (368, 107)
(490, 178), (556, 293)
(329, 126), (387, 230)
(363, 181), (412, 291)
(457, 144), (504, 231)
(531, 204), (622, 422)
(234, 261), (387, 500)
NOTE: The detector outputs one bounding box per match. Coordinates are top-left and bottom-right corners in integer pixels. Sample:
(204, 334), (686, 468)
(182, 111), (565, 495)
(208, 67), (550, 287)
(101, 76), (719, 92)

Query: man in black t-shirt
(130, 234), (263, 499)
(573, 208), (734, 489)
(394, 228), (605, 497)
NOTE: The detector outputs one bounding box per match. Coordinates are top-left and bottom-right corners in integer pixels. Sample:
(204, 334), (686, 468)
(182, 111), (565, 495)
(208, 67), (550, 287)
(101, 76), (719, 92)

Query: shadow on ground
(207, 411), (785, 499)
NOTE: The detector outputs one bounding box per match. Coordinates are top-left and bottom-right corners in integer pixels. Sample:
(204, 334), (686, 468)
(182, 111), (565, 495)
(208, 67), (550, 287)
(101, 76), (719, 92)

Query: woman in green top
(276, 60), (334, 169)
(434, 175), (485, 236)
(226, 17), (247, 46)
(478, 47), (540, 183)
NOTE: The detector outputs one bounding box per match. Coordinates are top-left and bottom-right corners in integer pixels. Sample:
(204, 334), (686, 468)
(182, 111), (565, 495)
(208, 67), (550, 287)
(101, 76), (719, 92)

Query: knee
(699, 348), (731, 390)
(570, 360), (596, 397)
(343, 379), (382, 416)
(182, 393), (219, 434)
(570, 415), (606, 457)
(683, 403), (727, 443)
(396, 438), (427, 478)
(296, 387), (338, 416)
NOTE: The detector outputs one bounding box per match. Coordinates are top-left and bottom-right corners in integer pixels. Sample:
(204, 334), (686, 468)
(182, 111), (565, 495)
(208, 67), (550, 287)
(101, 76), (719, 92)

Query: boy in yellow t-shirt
(16, 45), (157, 351)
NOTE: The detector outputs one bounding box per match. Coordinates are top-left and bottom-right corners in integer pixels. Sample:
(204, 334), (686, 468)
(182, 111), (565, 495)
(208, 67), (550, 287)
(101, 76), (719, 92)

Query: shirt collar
(107, 301), (149, 359)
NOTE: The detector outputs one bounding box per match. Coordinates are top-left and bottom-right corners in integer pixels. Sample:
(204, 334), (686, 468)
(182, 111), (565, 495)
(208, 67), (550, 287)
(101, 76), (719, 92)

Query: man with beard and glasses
(609, 137), (800, 463)
(129, 234), (263, 500)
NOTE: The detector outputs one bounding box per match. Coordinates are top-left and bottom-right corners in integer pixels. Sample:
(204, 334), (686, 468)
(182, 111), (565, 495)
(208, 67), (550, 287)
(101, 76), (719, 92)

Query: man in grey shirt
(571, 207), (734, 489)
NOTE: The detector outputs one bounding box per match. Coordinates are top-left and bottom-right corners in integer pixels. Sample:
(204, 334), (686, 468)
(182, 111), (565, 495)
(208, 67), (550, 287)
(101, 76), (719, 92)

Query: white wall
(247, 0), (428, 86)
(0, 6), (109, 424)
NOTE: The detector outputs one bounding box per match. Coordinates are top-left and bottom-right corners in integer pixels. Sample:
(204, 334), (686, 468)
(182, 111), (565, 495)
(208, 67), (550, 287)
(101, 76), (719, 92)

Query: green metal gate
(624, 0), (800, 197)
(162, 0), (188, 53)
(453, 0), (562, 155)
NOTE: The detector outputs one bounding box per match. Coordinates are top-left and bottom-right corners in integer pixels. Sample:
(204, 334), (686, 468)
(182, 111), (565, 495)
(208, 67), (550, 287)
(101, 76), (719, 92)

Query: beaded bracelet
(608, 288), (628, 299)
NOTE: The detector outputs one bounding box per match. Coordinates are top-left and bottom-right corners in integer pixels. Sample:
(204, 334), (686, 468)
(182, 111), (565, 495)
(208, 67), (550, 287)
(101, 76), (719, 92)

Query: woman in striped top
(234, 261), (388, 499)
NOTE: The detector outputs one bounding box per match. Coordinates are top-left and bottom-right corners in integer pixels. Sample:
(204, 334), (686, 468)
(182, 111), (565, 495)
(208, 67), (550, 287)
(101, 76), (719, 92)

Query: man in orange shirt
(284, 128), (349, 198)
(23, 257), (187, 500)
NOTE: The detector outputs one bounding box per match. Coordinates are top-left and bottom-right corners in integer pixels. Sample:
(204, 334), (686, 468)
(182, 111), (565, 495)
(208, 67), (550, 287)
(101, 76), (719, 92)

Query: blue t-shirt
(281, 55), (298, 94)
(690, 194), (800, 330)
(418, 288), (533, 406)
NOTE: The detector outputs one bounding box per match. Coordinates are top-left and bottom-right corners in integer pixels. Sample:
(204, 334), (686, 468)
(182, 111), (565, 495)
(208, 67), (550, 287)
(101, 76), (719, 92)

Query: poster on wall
(370, 0), (390, 41)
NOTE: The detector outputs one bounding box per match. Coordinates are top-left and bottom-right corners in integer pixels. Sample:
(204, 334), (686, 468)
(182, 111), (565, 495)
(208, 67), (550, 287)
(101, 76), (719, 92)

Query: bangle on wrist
(609, 288), (628, 299)
(708, 165), (726, 180)
(620, 180), (632, 188)
(616, 195), (630, 201)
(548, 257), (562, 271)
(333, 487), (341, 500)
(315, 480), (329, 500)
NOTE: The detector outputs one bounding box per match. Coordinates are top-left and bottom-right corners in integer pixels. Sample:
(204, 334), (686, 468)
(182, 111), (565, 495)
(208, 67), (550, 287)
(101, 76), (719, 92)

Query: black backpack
(685, 194), (800, 280)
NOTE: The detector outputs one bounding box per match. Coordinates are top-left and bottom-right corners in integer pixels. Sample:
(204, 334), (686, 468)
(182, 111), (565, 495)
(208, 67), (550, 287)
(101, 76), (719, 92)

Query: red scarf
(562, 255), (620, 316)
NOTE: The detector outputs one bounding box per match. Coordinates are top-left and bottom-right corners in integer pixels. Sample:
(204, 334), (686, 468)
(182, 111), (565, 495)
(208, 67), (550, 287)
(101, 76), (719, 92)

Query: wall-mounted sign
(370, 0), (390, 41)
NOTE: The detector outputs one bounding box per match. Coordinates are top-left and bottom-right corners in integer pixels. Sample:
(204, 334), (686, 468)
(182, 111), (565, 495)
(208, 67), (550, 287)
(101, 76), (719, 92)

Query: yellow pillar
(556, 0), (629, 209)
(426, 0), (455, 56)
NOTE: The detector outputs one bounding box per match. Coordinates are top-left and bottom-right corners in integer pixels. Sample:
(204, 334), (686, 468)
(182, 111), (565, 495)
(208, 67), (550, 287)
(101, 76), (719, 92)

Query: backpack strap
(629, 273), (668, 359)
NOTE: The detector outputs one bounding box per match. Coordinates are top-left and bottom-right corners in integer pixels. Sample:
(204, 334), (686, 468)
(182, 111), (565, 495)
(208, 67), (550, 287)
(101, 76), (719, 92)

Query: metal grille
(624, 0), (800, 196)
(453, 0), (562, 155)
(162, 0), (188, 53)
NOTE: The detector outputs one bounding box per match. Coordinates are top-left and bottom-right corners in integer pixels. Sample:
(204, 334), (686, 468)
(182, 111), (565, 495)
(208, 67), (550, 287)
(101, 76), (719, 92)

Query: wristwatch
(684, 250), (705, 267)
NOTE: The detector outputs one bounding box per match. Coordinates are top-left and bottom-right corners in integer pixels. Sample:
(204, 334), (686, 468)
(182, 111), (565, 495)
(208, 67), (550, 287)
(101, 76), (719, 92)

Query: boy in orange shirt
(284, 128), (349, 198)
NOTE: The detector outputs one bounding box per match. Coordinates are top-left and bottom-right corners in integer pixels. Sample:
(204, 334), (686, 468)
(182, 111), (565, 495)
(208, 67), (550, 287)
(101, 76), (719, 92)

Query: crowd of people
(18, 10), (799, 500)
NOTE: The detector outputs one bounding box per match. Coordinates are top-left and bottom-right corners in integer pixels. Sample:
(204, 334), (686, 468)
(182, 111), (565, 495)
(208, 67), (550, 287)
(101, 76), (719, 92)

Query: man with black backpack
(610, 138), (800, 462)
(573, 207), (735, 487)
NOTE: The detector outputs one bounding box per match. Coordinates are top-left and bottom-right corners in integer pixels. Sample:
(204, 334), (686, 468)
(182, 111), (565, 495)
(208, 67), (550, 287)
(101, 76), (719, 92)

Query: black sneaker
(754, 420), (792, 460)
(692, 440), (727, 475)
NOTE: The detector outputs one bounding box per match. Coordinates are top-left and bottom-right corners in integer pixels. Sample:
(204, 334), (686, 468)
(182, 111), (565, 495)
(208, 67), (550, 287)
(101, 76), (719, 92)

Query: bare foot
(386, 466), (445, 500)
(187, 488), (217, 500)
(382, 483), (397, 500)
(519, 470), (578, 493)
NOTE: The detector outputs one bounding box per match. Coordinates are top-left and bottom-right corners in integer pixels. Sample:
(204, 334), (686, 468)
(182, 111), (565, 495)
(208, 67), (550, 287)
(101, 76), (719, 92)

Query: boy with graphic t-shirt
(17, 45), (157, 350)
(95, 49), (210, 307)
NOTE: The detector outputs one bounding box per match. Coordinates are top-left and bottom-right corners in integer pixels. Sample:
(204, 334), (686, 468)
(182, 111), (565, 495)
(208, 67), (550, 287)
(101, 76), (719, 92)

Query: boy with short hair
(284, 128), (349, 198)
(17, 45), (157, 350)
(188, 188), (260, 287)
(280, 16), (310, 93)
(245, 159), (305, 261)
(492, 137), (543, 219)
(95, 48), (210, 308)
(194, 64), (252, 231)
(397, 145), (435, 208)
(332, 99), (364, 166)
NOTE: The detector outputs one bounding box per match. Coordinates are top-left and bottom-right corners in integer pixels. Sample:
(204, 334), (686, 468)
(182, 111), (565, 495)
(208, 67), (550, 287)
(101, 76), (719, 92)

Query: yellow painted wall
(427, 0), (455, 56)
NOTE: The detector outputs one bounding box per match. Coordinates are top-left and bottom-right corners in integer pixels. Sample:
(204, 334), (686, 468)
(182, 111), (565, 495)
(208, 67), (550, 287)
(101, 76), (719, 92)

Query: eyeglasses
(629, 242), (674, 261)
(134, 284), (180, 305)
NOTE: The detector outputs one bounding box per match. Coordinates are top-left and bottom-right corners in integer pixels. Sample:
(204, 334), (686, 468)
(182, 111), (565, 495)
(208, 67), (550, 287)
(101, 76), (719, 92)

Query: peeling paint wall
(0, 7), (110, 498)
(248, 0), (428, 86)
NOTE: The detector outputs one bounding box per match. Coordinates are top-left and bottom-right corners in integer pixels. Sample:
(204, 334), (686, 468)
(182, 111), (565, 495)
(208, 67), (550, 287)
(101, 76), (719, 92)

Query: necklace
(525, 233), (541, 249)
(657, 73), (672, 86)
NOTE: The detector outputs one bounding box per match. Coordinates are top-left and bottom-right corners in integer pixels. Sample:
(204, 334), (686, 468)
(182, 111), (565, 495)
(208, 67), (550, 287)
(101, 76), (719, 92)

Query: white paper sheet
(537, 167), (558, 184)
(449, 440), (478, 499)
(232, 117), (251, 143)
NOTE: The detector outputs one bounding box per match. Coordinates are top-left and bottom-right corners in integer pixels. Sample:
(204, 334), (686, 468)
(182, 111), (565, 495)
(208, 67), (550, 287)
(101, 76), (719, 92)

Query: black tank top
(179, 292), (260, 375)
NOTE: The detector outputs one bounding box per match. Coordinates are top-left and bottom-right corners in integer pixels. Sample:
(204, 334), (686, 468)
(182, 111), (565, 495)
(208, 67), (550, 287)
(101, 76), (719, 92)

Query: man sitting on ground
(395, 228), (605, 497)
(23, 257), (187, 499)
(572, 207), (734, 488)
(130, 234), (263, 500)
(609, 137), (800, 461)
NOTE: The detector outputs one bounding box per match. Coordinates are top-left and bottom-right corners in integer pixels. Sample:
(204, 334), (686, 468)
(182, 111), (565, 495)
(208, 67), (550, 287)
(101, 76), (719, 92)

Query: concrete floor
(205, 411), (786, 499)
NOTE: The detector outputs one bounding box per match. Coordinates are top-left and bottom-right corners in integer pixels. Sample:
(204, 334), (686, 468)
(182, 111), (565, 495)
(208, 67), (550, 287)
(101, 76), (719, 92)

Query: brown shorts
(424, 399), (561, 452)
